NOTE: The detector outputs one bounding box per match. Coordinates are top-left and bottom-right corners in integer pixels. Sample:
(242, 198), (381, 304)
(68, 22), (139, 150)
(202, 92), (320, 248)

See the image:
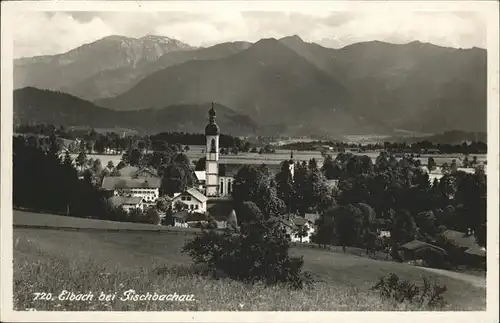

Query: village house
(280, 214), (318, 243)
(108, 196), (144, 213)
(115, 166), (160, 178)
(101, 175), (161, 209)
(399, 240), (448, 267)
(437, 229), (486, 268)
(169, 188), (208, 213)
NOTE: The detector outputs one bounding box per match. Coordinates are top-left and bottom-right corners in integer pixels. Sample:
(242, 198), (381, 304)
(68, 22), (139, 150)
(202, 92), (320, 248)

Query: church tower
(205, 103), (220, 196)
(288, 150), (295, 179)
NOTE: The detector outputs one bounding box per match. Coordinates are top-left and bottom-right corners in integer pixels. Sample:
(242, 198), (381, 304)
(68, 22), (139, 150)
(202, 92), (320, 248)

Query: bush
(371, 273), (447, 309)
(182, 217), (313, 289)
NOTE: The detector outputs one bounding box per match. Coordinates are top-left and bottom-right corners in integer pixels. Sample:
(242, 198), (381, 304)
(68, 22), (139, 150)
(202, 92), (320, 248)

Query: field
(13, 211), (486, 311)
(73, 148), (487, 170)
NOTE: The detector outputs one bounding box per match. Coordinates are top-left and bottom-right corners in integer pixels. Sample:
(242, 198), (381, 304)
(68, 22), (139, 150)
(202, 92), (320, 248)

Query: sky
(13, 10), (487, 58)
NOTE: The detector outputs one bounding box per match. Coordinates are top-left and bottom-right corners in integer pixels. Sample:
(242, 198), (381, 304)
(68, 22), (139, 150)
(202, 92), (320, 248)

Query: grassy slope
(12, 212), (486, 310)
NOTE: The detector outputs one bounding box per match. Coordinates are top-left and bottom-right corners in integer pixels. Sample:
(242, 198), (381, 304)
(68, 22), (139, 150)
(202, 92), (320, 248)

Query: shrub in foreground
(371, 273), (447, 309)
(182, 217), (313, 289)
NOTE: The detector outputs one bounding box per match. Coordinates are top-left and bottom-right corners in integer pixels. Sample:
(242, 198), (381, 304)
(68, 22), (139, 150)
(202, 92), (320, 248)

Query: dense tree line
(280, 139), (487, 154)
(16, 123), (256, 154)
(13, 136), (158, 224)
(316, 151), (487, 260)
(228, 150), (486, 268)
(230, 159), (335, 226)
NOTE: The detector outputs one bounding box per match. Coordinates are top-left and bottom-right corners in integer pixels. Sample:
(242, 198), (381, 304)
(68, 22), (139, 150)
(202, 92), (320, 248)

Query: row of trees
(316, 152), (487, 256)
(280, 139), (487, 154)
(227, 150), (486, 263)
(13, 135), (165, 224)
(231, 159), (334, 222)
(16, 123), (258, 155)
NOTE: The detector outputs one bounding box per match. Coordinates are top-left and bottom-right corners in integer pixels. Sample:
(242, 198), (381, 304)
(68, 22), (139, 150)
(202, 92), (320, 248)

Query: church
(194, 104), (235, 198)
(195, 104), (294, 199)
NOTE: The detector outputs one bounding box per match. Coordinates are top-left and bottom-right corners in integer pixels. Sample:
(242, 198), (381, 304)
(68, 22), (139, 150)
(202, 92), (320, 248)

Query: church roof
(205, 105), (220, 135)
(205, 123), (220, 135)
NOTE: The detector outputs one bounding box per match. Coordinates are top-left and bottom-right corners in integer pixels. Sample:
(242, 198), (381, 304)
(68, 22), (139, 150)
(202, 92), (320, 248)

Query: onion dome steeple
(205, 102), (220, 135)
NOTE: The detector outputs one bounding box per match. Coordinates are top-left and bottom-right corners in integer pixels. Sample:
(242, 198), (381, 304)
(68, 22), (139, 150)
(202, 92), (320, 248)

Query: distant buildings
(420, 165), (484, 183)
(168, 188), (208, 213)
(108, 196), (144, 212)
(279, 213), (319, 243)
(101, 166), (161, 211)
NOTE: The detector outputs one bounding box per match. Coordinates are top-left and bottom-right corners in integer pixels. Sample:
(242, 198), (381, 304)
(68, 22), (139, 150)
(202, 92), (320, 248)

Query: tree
(130, 148), (143, 166)
(116, 161), (126, 170)
(146, 207), (161, 225)
(275, 161), (294, 212)
(375, 152), (390, 172)
(182, 215), (311, 288)
(391, 209), (417, 246)
(427, 157), (436, 172)
(234, 201), (263, 225)
(441, 163), (450, 175)
(450, 159), (458, 173)
(161, 162), (194, 197)
(75, 151), (87, 173)
(232, 165), (262, 204)
(255, 180), (286, 218)
(306, 169), (332, 214)
(194, 157), (206, 171)
(184, 145), (190, 152)
(106, 160), (114, 171)
(308, 158), (318, 171)
(242, 142), (252, 153)
(312, 210), (336, 247)
(462, 155), (469, 167)
(332, 205), (360, 253)
(63, 151), (73, 168)
(321, 155), (342, 179)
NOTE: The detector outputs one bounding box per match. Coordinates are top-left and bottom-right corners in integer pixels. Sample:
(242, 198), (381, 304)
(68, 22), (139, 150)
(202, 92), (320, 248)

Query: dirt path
(417, 266), (486, 289)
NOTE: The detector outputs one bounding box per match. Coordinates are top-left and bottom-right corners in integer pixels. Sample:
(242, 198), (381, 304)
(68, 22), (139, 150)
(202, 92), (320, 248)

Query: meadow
(72, 147), (487, 170)
(13, 211), (486, 311)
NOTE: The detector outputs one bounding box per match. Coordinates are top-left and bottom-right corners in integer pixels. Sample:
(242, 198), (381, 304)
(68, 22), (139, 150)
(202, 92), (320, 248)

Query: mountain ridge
(94, 37), (374, 136)
(14, 35), (487, 135)
(14, 87), (258, 136)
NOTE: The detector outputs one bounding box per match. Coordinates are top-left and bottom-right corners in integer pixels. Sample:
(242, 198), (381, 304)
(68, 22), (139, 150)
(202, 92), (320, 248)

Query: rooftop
(441, 229), (484, 255)
(101, 176), (161, 190)
(109, 196), (143, 207)
(400, 240), (447, 255)
(184, 188), (208, 203)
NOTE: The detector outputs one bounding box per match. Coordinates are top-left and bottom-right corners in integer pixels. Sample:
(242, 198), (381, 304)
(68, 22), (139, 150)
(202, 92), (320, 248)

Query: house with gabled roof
(279, 214), (317, 243)
(438, 229), (486, 266)
(170, 188), (208, 213)
(116, 166), (160, 178)
(399, 239), (448, 266)
(101, 176), (161, 208)
(109, 196), (144, 213)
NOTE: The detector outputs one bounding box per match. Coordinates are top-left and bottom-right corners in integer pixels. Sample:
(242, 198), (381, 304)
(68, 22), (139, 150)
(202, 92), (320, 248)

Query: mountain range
(14, 87), (257, 135)
(14, 34), (487, 136)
